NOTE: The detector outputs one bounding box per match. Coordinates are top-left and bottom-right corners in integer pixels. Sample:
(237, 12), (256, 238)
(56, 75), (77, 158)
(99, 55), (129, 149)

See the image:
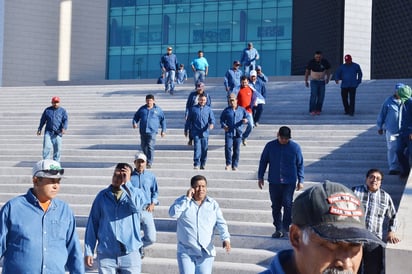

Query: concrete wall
(343, 0), (372, 80)
(1, 0), (107, 86)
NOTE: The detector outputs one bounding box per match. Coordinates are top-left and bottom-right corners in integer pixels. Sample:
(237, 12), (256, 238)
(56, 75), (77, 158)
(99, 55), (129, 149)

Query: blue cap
(395, 83), (405, 91)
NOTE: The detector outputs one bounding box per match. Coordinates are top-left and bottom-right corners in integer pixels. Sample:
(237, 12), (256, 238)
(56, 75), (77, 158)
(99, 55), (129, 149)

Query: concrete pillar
(58, 0), (72, 81)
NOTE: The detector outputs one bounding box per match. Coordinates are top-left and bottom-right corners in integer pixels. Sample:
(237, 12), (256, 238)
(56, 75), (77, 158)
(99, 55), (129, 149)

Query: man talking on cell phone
(169, 175), (231, 274)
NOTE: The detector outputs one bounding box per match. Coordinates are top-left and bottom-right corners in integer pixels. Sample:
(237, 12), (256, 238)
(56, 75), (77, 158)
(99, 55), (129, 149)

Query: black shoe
(200, 166), (205, 170)
(139, 247), (145, 259)
(271, 231), (284, 238)
(389, 170), (400, 175)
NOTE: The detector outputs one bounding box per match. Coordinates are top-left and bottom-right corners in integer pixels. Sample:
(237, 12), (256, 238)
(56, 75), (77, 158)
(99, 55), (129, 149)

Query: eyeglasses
(367, 175), (382, 181)
(35, 169), (65, 176)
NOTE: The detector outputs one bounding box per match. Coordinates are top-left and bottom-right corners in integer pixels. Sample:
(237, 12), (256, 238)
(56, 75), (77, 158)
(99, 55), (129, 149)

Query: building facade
(0, 0), (411, 86)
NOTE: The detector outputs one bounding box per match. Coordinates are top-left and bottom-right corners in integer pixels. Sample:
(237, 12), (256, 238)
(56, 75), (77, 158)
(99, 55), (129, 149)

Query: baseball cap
(233, 60), (241, 65)
(344, 54), (352, 63)
(292, 181), (384, 245)
(250, 70), (257, 77)
(134, 152), (147, 162)
(196, 82), (205, 89)
(256, 65), (262, 71)
(167, 46), (172, 50)
(51, 96), (60, 103)
(395, 83), (405, 91)
(32, 159), (64, 178)
(278, 126), (291, 139)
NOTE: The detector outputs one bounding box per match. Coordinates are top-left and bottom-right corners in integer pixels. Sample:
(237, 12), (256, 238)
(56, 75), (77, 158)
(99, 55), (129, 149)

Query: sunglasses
(35, 169), (65, 176)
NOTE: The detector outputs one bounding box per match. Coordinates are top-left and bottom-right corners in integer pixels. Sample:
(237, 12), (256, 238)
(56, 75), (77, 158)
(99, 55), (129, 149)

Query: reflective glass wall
(107, 0), (292, 79)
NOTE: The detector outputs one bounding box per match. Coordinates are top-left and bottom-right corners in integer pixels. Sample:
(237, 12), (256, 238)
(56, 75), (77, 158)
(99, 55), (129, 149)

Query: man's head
(256, 65), (262, 73)
(197, 93), (207, 106)
(145, 94), (155, 108)
(289, 181), (383, 274)
(112, 163), (133, 189)
(32, 159), (64, 202)
(166, 46), (172, 54)
(365, 168), (383, 192)
(198, 50), (204, 57)
(190, 175), (208, 202)
(240, 75), (249, 87)
(249, 70), (257, 81)
(228, 93), (238, 108)
(314, 51), (323, 62)
(247, 42), (253, 49)
(233, 60), (241, 70)
(277, 126), (291, 145)
(134, 152), (147, 173)
(51, 96), (60, 109)
(344, 54), (352, 64)
(196, 82), (205, 93)
(395, 84), (412, 103)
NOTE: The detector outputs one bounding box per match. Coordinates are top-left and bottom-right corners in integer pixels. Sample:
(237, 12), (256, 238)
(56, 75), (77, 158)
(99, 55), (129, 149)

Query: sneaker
(271, 231), (284, 238)
(187, 140), (193, 146)
(232, 167), (238, 171)
(254, 122), (259, 127)
(139, 247), (145, 259)
(193, 166), (199, 170)
(310, 111), (316, 116)
(200, 166), (205, 170)
(225, 165), (230, 170)
(242, 139), (247, 146)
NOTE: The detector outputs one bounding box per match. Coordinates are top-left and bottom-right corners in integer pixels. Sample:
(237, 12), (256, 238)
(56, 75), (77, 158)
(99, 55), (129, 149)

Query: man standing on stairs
(131, 152), (159, 259)
(133, 94), (166, 169)
(0, 159), (84, 274)
(258, 126), (304, 238)
(37, 96), (68, 162)
(169, 175), (231, 274)
(84, 163), (147, 273)
(260, 181), (384, 274)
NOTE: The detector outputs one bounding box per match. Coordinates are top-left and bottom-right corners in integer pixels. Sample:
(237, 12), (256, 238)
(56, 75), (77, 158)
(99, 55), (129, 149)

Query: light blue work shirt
(131, 169), (159, 206)
(169, 195), (230, 257)
(132, 104), (166, 135)
(191, 57), (209, 71)
(377, 95), (402, 134)
(84, 183), (146, 257)
(0, 189), (84, 274)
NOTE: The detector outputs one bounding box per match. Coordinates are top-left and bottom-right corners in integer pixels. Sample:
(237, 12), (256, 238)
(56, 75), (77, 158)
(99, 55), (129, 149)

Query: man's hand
(186, 188), (195, 199)
(223, 240), (231, 253)
(387, 231), (400, 244)
(36, 130), (41, 136)
(296, 182), (304, 191)
(258, 179), (264, 189)
(146, 203), (155, 212)
(85, 256), (94, 268)
(378, 129), (384, 135)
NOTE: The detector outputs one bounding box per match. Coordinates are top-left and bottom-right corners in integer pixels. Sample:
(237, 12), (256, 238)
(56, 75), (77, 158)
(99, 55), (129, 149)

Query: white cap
(32, 159), (64, 178)
(250, 70), (257, 77)
(134, 152), (147, 162)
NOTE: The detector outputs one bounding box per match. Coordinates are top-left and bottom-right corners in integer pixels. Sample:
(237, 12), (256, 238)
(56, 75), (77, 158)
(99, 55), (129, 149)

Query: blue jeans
(177, 251), (214, 274)
(225, 134), (241, 168)
(43, 131), (62, 162)
(140, 133), (156, 165)
(253, 104), (264, 124)
(141, 209), (156, 247)
(97, 251), (141, 274)
(165, 70), (176, 93)
(193, 135), (208, 167)
(243, 64), (255, 77)
(242, 112), (254, 140)
(269, 183), (296, 232)
(386, 131), (400, 171)
(309, 80), (326, 112)
(194, 70), (206, 87)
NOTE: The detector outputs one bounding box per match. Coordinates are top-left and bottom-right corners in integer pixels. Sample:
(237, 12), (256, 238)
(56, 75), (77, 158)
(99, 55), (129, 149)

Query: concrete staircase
(0, 78), (408, 273)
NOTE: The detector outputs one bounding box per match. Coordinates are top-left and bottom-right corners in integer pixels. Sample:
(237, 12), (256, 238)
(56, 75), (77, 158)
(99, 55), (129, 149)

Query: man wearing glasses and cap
(0, 159), (84, 273)
(160, 46), (178, 95)
(37, 96), (68, 162)
(224, 60), (243, 94)
(260, 181), (384, 274)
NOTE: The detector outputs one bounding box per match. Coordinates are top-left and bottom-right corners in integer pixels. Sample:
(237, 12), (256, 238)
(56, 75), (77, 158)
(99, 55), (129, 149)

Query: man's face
(167, 48), (172, 54)
(198, 52), (203, 58)
(241, 79), (249, 87)
(315, 53), (322, 62)
(228, 98), (237, 108)
(193, 179), (207, 201)
(233, 63), (240, 70)
(250, 75), (257, 82)
(134, 159), (146, 173)
(292, 226), (363, 274)
(52, 101), (60, 109)
(33, 177), (61, 202)
(365, 171), (382, 192)
(111, 168), (125, 188)
(277, 134), (290, 145)
(198, 96), (207, 106)
(146, 98), (154, 108)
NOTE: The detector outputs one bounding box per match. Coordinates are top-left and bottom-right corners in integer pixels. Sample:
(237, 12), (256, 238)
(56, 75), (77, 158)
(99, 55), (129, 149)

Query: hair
(190, 175), (207, 188)
(115, 163), (133, 172)
(240, 75), (248, 81)
(198, 50), (203, 54)
(146, 94), (155, 100)
(315, 50), (322, 55)
(366, 168), (384, 180)
(179, 63), (184, 67)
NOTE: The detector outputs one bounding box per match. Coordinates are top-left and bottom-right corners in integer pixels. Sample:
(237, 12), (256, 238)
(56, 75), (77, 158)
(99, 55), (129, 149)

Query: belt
(196, 69), (205, 71)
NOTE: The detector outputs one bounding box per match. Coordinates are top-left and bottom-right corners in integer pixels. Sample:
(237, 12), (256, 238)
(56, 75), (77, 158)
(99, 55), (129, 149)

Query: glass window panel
(120, 55), (135, 79)
(176, 13), (190, 44)
(107, 55), (121, 79)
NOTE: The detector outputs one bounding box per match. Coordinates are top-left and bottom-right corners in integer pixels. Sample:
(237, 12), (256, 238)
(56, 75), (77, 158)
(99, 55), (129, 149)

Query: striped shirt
(352, 184), (398, 239)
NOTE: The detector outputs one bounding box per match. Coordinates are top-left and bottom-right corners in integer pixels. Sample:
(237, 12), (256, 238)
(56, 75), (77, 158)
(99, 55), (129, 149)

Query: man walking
(0, 159), (84, 273)
(249, 70), (266, 127)
(237, 76), (256, 145)
(334, 54), (363, 116)
(184, 94), (215, 170)
(224, 60), (242, 94)
(240, 42), (260, 76)
(352, 168), (400, 274)
(304, 51), (331, 115)
(220, 93), (248, 171)
(131, 152), (159, 258)
(169, 175), (231, 274)
(37, 96), (68, 162)
(160, 46), (178, 94)
(258, 126), (304, 238)
(132, 94), (166, 168)
(191, 50), (209, 87)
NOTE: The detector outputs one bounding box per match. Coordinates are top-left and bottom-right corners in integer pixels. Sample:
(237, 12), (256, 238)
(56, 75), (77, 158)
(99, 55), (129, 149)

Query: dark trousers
(341, 87), (357, 115)
(358, 243), (384, 274)
(268, 183), (295, 232)
(253, 104), (264, 124)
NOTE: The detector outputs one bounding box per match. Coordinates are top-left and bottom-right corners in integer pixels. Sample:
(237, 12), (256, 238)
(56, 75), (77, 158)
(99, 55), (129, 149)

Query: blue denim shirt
(131, 169), (159, 206)
(38, 106), (68, 136)
(169, 195), (230, 257)
(259, 249), (293, 274)
(224, 68), (242, 91)
(160, 53), (178, 71)
(84, 183), (146, 257)
(0, 189), (84, 274)
(185, 91), (212, 118)
(334, 62), (363, 88)
(184, 105), (215, 137)
(249, 78), (267, 98)
(133, 104), (166, 135)
(220, 105), (248, 138)
(240, 47), (259, 66)
(258, 139), (304, 185)
(376, 95), (402, 134)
